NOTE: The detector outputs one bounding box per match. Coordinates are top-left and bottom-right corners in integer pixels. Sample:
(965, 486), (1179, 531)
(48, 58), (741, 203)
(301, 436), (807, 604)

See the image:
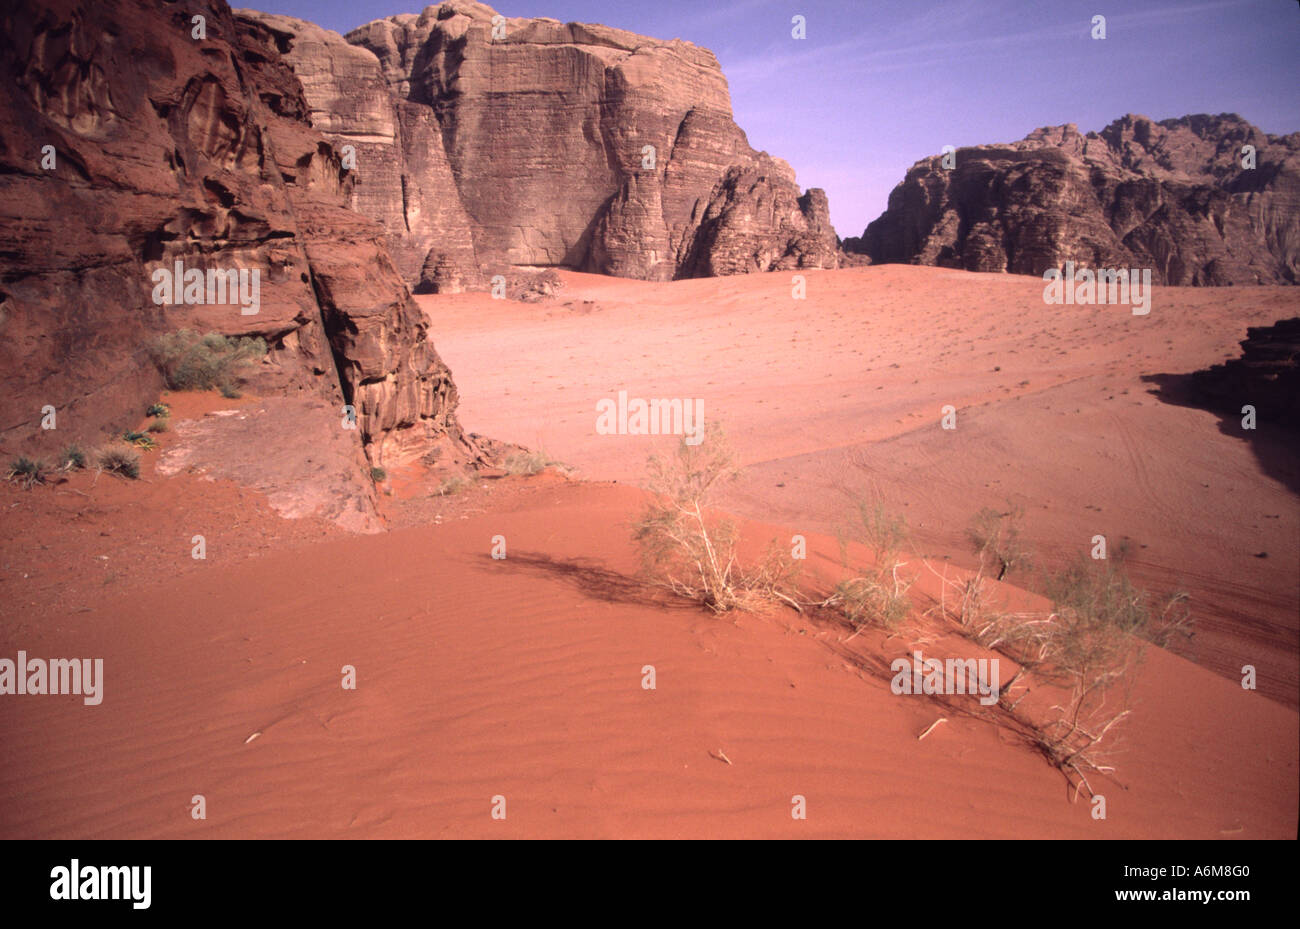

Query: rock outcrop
(845, 114), (1300, 285)
(239, 2), (839, 289)
(0, 0), (480, 527)
(1190, 317), (1300, 430)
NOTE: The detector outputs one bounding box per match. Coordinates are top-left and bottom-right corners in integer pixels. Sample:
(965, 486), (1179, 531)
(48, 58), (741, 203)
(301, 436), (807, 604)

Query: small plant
(831, 572), (911, 631)
(848, 494), (908, 567)
(150, 330), (266, 396)
(60, 445), (86, 471)
(6, 456), (49, 488)
(976, 557), (1182, 799)
(502, 449), (567, 476)
(146, 417), (169, 433)
(632, 425), (799, 614)
(435, 474), (476, 496)
(1146, 590), (1194, 647)
(146, 402), (170, 418)
(370, 466), (387, 483)
(97, 447), (140, 479)
(820, 492), (912, 631)
(122, 431), (157, 450)
(967, 505), (1029, 581)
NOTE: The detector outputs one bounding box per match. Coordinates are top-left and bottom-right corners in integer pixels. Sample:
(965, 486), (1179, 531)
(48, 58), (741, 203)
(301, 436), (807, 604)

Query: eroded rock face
(240, 2), (839, 288)
(0, 0), (479, 527)
(1190, 317), (1300, 430)
(846, 114), (1300, 285)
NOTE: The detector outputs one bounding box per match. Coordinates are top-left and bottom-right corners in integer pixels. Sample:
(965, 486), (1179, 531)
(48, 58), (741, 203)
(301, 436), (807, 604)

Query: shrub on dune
(820, 493), (913, 632)
(632, 425), (800, 614)
(965, 552), (1191, 798)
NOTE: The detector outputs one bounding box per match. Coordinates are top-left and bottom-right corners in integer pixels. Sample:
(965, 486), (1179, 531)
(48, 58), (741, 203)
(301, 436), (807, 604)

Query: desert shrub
(502, 449), (567, 476)
(632, 425), (798, 614)
(435, 474), (476, 496)
(952, 505), (1031, 632)
(822, 492), (913, 631)
(370, 466), (387, 483)
(1145, 590), (1194, 647)
(6, 456), (49, 488)
(988, 557), (1186, 797)
(60, 445), (86, 470)
(850, 496), (908, 567)
(146, 402), (170, 418)
(122, 431), (157, 450)
(97, 447), (140, 479)
(832, 573), (911, 631)
(146, 416), (169, 433)
(967, 505), (1030, 582)
(150, 330), (266, 396)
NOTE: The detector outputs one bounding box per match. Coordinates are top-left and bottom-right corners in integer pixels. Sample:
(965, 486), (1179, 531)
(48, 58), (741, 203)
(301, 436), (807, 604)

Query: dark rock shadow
(1140, 371), (1300, 495)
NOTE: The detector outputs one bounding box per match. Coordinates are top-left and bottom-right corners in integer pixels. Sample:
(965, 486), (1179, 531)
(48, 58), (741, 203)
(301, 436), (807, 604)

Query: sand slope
(1, 478), (1294, 838)
(423, 266), (1300, 707)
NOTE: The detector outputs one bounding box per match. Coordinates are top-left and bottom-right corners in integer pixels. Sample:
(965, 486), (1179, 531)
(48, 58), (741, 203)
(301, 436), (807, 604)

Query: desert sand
(1, 265), (1295, 839)
(424, 265), (1300, 709)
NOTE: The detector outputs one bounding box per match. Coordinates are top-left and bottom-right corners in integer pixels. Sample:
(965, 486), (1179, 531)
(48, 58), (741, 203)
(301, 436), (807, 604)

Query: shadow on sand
(502, 551), (693, 611)
(1141, 371), (1300, 495)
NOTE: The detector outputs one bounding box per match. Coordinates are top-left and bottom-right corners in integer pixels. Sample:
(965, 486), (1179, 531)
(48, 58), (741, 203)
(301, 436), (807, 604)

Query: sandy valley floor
(1, 265), (1295, 838)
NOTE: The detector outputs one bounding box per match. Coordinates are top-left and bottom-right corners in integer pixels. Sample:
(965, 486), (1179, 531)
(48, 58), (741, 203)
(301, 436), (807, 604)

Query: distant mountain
(844, 114), (1299, 285)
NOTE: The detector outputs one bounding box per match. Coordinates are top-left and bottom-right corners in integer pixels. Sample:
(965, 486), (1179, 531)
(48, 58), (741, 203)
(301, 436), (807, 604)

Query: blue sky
(244, 0), (1300, 238)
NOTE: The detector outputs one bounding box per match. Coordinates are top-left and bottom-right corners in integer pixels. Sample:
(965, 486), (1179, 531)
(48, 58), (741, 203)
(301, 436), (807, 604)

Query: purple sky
(242, 0), (1300, 240)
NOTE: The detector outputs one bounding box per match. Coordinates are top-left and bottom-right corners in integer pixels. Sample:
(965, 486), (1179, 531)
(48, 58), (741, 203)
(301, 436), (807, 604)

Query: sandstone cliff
(1190, 317), (1300, 430)
(240, 2), (840, 290)
(0, 0), (479, 528)
(844, 114), (1300, 285)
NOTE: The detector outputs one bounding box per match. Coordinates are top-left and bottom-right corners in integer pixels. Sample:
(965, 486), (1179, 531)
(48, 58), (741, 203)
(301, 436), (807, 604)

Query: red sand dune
(1, 474), (1295, 838)
(0, 266), (1295, 839)
(423, 265), (1300, 709)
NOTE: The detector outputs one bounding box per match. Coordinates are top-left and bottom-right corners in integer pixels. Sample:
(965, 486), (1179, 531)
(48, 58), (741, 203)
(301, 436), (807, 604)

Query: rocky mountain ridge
(239, 2), (841, 291)
(844, 113), (1299, 285)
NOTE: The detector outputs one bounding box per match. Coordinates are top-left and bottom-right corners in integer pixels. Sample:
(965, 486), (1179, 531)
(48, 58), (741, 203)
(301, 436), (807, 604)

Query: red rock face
(846, 115), (1300, 286)
(0, 0), (477, 524)
(243, 1), (840, 289)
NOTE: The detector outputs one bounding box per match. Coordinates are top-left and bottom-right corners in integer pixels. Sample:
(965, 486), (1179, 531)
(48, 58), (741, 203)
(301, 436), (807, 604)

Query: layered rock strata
(241, 2), (840, 289)
(845, 114), (1299, 285)
(0, 0), (480, 527)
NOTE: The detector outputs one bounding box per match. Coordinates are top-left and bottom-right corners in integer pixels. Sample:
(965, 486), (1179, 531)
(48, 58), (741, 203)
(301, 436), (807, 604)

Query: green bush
(97, 447), (140, 479)
(60, 445), (86, 470)
(6, 456), (49, 488)
(122, 431), (157, 450)
(826, 492), (913, 631)
(146, 402), (170, 418)
(370, 466), (387, 483)
(150, 330), (266, 396)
